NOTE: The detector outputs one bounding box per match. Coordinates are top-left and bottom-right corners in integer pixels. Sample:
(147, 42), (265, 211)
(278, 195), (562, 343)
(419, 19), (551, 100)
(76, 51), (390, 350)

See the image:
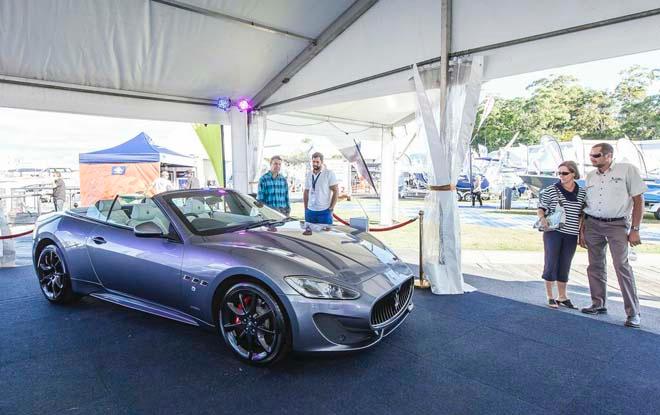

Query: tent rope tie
(429, 184), (456, 191)
(331, 214), (418, 232)
(0, 229), (34, 240)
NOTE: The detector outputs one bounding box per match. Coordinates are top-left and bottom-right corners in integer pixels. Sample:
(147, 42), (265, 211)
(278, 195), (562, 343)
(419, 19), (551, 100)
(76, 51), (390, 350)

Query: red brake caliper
(234, 296), (252, 324)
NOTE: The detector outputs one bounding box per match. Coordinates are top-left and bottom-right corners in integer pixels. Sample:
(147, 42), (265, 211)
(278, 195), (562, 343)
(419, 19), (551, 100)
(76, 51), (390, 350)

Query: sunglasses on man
(589, 152), (603, 158)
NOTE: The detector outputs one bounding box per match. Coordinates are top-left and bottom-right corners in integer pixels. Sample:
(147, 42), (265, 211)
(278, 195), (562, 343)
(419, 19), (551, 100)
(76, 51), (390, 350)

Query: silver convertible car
(33, 189), (414, 365)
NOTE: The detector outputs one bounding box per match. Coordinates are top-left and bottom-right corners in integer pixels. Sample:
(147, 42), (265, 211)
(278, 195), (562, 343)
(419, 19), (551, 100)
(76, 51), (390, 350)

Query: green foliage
(473, 66), (659, 149)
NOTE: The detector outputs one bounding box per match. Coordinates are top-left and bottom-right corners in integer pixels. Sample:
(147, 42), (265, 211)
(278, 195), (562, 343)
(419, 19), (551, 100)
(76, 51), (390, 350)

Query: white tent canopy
(1, 0), (659, 124)
(2, 0), (659, 292)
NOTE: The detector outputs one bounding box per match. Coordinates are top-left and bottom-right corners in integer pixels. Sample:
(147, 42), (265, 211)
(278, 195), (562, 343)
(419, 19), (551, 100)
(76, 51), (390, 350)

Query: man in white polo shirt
(579, 142), (647, 328)
(304, 152), (338, 225)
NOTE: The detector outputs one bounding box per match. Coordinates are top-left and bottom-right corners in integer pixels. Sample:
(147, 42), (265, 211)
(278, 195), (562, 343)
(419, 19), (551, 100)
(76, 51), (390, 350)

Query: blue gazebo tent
(78, 132), (194, 204)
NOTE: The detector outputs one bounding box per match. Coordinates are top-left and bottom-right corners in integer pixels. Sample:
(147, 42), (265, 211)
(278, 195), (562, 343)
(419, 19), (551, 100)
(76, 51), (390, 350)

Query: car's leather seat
(183, 198), (211, 219)
(87, 199), (130, 225)
(127, 204), (169, 233)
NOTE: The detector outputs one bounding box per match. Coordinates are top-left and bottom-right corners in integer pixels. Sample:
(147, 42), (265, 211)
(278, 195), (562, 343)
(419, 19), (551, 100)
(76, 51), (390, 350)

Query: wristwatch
(631, 225), (640, 231)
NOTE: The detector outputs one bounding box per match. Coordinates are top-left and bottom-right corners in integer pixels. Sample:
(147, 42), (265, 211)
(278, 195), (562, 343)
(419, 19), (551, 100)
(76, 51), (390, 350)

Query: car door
(86, 199), (184, 309)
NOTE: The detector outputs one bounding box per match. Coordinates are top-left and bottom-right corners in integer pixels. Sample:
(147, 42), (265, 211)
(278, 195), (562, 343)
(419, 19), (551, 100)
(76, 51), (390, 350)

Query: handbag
(534, 204), (566, 232)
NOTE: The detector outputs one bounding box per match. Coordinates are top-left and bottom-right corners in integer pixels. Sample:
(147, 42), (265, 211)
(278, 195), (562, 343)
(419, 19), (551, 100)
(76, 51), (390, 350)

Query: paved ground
(2, 265), (660, 415)
(390, 247), (660, 335)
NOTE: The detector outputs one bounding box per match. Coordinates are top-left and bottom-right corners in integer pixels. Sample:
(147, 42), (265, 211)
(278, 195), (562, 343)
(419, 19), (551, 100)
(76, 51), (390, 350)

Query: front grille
(370, 278), (414, 327)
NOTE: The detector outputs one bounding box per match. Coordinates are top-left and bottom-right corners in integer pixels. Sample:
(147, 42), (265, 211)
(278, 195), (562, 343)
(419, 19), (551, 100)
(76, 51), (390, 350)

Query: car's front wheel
(219, 282), (290, 365)
(36, 244), (77, 304)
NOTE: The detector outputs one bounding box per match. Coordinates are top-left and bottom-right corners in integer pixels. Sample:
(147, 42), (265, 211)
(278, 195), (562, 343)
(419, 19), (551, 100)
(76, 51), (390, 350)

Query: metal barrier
(0, 188), (79, 225)
(332, 211), (429, 288)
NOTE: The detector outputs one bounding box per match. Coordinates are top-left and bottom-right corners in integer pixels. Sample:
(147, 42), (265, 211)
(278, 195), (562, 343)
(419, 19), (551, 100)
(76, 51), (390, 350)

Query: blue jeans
(305, 208), (333, 225)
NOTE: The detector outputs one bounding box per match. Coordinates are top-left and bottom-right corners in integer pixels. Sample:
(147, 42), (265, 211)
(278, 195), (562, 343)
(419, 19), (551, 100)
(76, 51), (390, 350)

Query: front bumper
(286, 280), (414, 352)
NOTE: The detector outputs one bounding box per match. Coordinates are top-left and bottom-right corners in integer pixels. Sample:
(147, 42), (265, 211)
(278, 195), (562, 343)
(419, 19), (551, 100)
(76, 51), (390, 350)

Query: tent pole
(220, 125), (227, 188)
(439, 0), (451, 124)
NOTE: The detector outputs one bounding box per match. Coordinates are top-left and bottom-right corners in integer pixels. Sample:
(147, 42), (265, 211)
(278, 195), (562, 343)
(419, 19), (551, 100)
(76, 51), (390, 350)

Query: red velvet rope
(0, 229), (34, 240)
(332, 214), (418, 232)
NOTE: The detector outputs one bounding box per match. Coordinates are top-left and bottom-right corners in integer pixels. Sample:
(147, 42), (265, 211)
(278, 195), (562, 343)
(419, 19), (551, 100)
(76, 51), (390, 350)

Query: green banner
(193, 124), (225, 186)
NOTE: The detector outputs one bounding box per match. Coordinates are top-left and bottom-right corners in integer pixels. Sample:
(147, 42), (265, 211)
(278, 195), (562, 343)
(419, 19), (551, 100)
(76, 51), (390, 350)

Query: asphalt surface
(2, 265), (660, 414)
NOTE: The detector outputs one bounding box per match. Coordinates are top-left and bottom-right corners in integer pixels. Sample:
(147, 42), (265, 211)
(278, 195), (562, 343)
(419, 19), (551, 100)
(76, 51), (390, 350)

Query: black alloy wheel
(36, 245), (76, 304)
(219, 282), (289, 365)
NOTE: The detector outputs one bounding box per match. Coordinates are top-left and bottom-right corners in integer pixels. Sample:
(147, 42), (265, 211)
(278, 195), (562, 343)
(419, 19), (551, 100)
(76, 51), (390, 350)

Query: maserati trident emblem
(394, 290), (400, 309)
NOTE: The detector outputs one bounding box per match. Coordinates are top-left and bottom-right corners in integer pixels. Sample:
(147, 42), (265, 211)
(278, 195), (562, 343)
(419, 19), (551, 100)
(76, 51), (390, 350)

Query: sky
(1, 50), (658, 169)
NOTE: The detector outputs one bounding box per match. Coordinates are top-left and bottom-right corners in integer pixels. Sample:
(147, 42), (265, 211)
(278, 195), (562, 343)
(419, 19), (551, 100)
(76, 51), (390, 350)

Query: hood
(201, 222), (410, 285)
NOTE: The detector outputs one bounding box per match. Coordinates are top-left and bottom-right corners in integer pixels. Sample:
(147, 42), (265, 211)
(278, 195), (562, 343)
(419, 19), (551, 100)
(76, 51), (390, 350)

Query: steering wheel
(184, 212), (199, 219)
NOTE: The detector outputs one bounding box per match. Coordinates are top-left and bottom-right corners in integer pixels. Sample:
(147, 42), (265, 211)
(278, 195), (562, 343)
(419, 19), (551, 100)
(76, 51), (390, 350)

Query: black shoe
(557, 299), (577, 309)
(624, 315), (641, 328)
(581, 305), (607, 315)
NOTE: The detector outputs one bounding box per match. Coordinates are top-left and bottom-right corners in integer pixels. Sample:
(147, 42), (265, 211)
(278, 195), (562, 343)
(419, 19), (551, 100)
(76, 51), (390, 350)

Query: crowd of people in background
(148, 169), (201, 195)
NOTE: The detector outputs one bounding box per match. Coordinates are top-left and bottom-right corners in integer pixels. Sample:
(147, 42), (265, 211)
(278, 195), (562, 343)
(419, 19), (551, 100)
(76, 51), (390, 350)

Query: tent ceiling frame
(259, 7), (660, 112)
(273, 111), (389, 129)
(151, 0), (315, 42)
(0, 74), (215, 107)
(252, 0), (379, 108)
(391, 112), (417, 128)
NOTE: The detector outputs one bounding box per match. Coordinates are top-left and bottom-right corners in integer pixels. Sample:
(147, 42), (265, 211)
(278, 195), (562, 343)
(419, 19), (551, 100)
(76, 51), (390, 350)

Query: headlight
(284, 276), (360, 300)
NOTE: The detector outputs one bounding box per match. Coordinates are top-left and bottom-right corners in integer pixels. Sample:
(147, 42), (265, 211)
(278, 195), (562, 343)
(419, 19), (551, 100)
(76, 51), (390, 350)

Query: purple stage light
(236, 98), (253, 112)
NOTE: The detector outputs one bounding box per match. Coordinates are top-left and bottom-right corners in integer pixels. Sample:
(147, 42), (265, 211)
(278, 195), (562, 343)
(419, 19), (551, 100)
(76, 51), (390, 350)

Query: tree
(473, 66), (658, 146)
(614, 66), (659, 140)
(571, 89), (618, 139)
(614, 65), (654, 104)
(618, 95), (660, 140)
(473, 97), (530, 149)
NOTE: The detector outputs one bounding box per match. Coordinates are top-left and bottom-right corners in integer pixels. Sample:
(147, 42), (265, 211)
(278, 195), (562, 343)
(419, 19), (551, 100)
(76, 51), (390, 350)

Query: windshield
(164, 190), (287, 235)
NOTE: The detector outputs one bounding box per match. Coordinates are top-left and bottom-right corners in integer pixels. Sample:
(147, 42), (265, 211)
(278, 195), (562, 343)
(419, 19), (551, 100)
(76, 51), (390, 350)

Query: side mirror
(134, 221), (164, 238)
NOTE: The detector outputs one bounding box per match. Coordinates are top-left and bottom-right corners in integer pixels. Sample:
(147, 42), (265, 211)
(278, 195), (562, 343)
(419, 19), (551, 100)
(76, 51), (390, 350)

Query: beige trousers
(584, 217), (640, 317)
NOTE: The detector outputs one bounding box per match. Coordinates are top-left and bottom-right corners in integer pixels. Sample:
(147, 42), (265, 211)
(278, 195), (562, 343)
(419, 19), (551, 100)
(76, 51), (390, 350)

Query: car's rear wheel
(36, 245), (77, 304)
(219, 282), (290, 365)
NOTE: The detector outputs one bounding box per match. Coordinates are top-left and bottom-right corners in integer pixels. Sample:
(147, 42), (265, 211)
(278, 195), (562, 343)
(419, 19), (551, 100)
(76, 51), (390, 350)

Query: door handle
(92, 236), (107, 245)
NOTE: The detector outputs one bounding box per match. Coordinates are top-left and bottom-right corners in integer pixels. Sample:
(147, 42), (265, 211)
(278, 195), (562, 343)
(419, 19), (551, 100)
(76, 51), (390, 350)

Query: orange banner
(80, 163), (160, 205)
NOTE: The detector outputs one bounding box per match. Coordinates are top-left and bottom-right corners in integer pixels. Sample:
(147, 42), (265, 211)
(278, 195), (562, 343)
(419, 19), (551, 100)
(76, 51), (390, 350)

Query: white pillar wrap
(413, 57), (483, 295)
(247, 111), (267, 194)
(230, 107), (249, 194)
(379, 128), (395, 225)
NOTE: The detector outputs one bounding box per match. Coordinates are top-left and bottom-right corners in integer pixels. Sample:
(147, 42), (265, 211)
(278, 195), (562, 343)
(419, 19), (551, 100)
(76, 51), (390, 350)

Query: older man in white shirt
(579, 142), (647, 328)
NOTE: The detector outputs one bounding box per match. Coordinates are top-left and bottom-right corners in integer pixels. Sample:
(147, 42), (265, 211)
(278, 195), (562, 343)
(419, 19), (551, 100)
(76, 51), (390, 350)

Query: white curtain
(413, 56), (483, 295)
(247, 111), (268, 194)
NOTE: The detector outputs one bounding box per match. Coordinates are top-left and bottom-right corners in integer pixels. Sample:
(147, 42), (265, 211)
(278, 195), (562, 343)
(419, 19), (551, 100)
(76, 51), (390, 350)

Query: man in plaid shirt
(257, 155), (290, 215)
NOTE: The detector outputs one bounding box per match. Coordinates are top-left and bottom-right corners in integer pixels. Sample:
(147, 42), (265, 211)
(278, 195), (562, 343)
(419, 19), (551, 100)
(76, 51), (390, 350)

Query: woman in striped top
(537, 160), (586, 309)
